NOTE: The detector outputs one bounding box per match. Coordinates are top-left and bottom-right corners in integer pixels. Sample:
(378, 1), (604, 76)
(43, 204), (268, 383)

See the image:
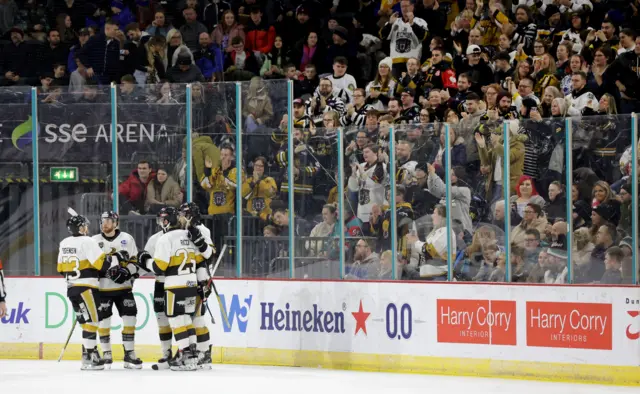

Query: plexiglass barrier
(0, 82), (637, 285)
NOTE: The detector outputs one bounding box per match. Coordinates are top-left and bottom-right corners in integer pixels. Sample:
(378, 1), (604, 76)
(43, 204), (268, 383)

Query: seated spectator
(166, 29), (194, 67)
(119, 160), (156, 214)
(243, 76), (274, 132)
(212, 10), (245, 54)
(545, 181), (566, 222)
(53, 63), (69, 86)
(488, 250), (508, 282)
(145, 167), (183, 213)
(307, 204), (341, 258)
(511, 203), (548, 246)
(544, 238), (568, 284)
(224, 36), (260, 80)
(1, 28), (30, 86)
(327, 56), (357, 104)
(260, 37), (288, 79)
(194, 32), (224, 82)
(290, 31), (327, 75)
(572, 227), (595, 269)
(510, 175), (547, 223)
(67, 28), (90, 74)
(146, 11), (173, 37)
(346, 238), (381, 279)
(600, 246), (623, 284)
(119, 74), (144, 102)
(167, 53), (205, 83)
(295, 64), (319, 99)
(576, 223), (617, 283)
(245, 6), (275, 55)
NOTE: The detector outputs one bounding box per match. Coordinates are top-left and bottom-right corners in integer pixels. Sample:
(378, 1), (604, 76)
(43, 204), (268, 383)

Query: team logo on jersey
(99, 242), (104, 248)
(121, 240), (127, 246)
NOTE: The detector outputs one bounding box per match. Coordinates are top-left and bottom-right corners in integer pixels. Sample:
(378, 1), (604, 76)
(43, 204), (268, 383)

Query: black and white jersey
(0, 260), (6, 302)
(92, 230), (138, 292)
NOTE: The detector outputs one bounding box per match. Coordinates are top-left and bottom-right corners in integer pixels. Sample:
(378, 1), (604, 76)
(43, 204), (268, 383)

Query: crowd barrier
(0, 81), (638, 285)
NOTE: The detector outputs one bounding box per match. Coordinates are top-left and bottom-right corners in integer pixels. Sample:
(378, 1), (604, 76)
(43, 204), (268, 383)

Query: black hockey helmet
(67, 215), (90, 236)
(179, 202), (201, 224)
(158, 206), (179, 230)
(100, 211), (119, 226)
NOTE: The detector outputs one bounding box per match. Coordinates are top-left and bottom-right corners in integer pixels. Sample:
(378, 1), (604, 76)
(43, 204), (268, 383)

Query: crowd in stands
(2, 0), (639, 283)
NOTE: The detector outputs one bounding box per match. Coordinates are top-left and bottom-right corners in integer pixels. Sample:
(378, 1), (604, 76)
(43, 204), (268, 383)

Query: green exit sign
(50, 167), (79, 182)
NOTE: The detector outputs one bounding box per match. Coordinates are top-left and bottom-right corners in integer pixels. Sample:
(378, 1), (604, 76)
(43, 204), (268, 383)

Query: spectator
(306, 77), (346, 125)
(576, 222), (616, 283)
(340, 88), (372, 127)
(166, 28), (194, 67)
(545, 181), (566, 222)
(244, 76), (274, 132)
(427, 164), (473, 232)
(326, 25), (359, 74)
(290, 31), (327, 75)
(307, 204), (341, 258)
(348, 143), (386, 224)
(365, 57), (397, 110)
(1, 28), (29, 86)
(573, 227), (595, 269)
(145, 167), (183, 213)
(327, 56), (357, 104)
(244, 156), (277, 222)
(347, 238), (381, 279)
(380, 0), (428, 78)
(79, 19), (121, 84)
(260, 36), (288, 79)
(110, 0), (135, 31)
(510, 175), (547, 221)
(200, 143), (249, 215)
(57, 13), (77, 45)
(143, 36), (168, 83)
(194, 32), (224, 81)
(566, 71), (598, 115)
(119, 160), (156, 214)
(67, 28), (90, 73)
(212, 9), (245, 54)
(146, 11), (173, 37)
(179, 7), (207, 51)
(245, 6), (275, 55)
(544, 238), (568, 283)
(600, 245), (623, 284)
(511, 203), (549, 246)
(167, 53), (205, 82)
(224, 35), (260, 80)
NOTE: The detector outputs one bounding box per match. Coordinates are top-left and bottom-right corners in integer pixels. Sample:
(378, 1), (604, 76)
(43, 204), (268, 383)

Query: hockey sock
(122, 316), (136, 352)
(193, 315), (210, 353)
(168, 315), (194, 351)
(82, 322), (99, 350)
(156, 312), (172, 354)
(98, 317), (112, 353)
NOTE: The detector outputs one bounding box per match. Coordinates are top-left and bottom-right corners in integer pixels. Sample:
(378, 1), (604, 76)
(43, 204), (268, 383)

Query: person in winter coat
(244, 6), (275, 54)
(545, 181), (566, 222)
(145, 168), (182, 213)
(244, 76), (274, 131)
(212, 9), (245, 53)
(511, 203), (549, 247)
(179, 7), (208, 51)
(110, 0), (135, 32)
(194, 32), (224, 81)
(145, 11), (173, 37)
(427, 164), (473, 232)
(167, 53), (205, 83)
(118, 160), (156, 214)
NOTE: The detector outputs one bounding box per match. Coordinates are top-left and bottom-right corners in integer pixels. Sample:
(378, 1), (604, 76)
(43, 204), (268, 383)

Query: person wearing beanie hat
(379, 57), (393, 70)
(593, 199), (621, 227)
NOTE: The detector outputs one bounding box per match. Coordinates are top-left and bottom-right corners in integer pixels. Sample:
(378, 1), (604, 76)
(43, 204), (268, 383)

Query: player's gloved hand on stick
(197, 281), (212, 301)
(113, 250), (130, 265)
(136, 250), (152, 270)
(107, 265), (132, 284)
(187, 224), (202, 242)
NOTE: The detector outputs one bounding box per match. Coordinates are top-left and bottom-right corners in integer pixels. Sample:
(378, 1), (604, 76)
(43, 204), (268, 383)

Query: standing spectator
(326, 26), (358, 74)
(146, 11), (173, 37)
(245, 6), (275, 55)
(212, 9), (245, 54)
(244, 76), (274, 131)
(348, 143), (387, 224)
(119, 160), (156, 214)
(79, 19), (121, 84)
(200, 144), (249, 215)
(67, 28), (90, 73)
(380, 0), (429, 78)
(203, 0), (231, 31)
(454, 45), (494, 94)
(110, 0), (135, 31)
(194, 32), (224, 81)
(512, 6), (537, 55)
(244, 156), (277, 222)
(145, 167), (183, 213)
(604, 37), (640, 114)
(1, 28), (29, 86)
(306, 77), (346, 125)
(179, 7), (207, 51)
(327, 56), (357, 104)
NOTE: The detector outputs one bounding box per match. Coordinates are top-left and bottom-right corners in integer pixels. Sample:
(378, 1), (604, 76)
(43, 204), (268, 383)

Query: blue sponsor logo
(219, 294), (252, 333)
(0, 302), (31, 324)
(261, 302), (345, 334)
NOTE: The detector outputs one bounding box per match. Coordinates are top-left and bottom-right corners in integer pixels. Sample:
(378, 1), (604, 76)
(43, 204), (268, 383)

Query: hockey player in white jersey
(140, 207), (208, 371)
(57, 214), (109, 370)
(92, 211), (143, 369)
(178, 202), (214, 370)
(136, 207), (175, 370)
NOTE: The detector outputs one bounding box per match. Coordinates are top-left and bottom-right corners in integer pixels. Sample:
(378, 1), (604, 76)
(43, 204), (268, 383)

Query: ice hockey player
(178, 202), (215, 370)
(0, 258), (7, 319)
(137, 207), (176, 370)
(93, 211), (143, 369)
(140, 207), (208, 371)
(57, 214), (108, 370)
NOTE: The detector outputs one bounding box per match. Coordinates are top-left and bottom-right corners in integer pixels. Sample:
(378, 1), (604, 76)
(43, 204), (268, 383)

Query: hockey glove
(107, 265), (132, 284)
(197, 281), (212, 301)
(113, 250), (130, 266)
(188, 226), (208, 254)
(136, 250), (153, 271)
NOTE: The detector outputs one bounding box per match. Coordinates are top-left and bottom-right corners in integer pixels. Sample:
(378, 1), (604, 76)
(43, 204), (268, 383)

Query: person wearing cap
(167, 53), (205, 83)
(380, 0), (429, 78)
(454, 44), (494, 94)
(67, 28), (91, 74)
(398, 87), (421, 123)
(424, 47), (457, 93)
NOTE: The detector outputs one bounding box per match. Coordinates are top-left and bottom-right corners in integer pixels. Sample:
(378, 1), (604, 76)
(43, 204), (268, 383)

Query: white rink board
(1, 278), (640, 368)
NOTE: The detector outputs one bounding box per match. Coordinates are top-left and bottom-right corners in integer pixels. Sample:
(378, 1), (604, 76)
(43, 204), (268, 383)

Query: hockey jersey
(151, 229), (206, 290)
(0, 260), (5, 302)
(383, 17), (429, 63)
(144, 230), (165, 282)
(244, 175), (278, 221)
(200, 165), (250, 215)
(93, 230), (138, 292)
(327, 73), (358, 104)
(348, 161), (387, 223)
(57, 235), (107, 289)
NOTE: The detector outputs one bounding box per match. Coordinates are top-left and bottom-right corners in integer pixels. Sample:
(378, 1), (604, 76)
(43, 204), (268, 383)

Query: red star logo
(352, 300), (370, 336)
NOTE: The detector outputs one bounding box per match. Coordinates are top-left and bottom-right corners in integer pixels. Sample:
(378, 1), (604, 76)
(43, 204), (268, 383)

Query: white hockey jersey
(144, 230), (165, 282)
(152, 229), (205, 290)
(327, 73), (358, 104)
(57, 235), (106, 289)
(566, 90), (598, 116)
(386, 18), (429, 63)
(348, 162), (388, 223)
(93, 230), (138, 292)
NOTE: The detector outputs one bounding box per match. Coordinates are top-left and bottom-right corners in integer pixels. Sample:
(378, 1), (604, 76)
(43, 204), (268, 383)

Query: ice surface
(0, 360), (637, 394)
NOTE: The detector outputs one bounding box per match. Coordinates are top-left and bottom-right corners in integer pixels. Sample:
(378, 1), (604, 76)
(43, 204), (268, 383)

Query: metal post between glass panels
(337, 128), (346, 279)
(235, 82), (243, 278)
(565, 118), (573, 283)
(110, 83), (119, 213)
(31, 87), (40, 276)
(632, 113), (638, 285)
(287, 80), (295, 279)
(503, 121), (511, 282)
(389, 126), (397, 280)
(444, 123), (453, 281)
(185, 84), (193, 203)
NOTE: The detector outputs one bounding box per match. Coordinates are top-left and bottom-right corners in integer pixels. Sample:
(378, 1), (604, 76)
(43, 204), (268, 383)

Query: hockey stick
(58, 318), (78, 362)
(204, 245), (230, 328)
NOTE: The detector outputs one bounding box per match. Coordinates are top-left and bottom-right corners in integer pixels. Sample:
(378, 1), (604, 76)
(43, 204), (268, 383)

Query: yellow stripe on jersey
(80, 290), (99, 323)
(166, 291), (175, 316)
(92, 253), (106, 271)
(154, 258), (170, 272)
(98, 328), (110, 336)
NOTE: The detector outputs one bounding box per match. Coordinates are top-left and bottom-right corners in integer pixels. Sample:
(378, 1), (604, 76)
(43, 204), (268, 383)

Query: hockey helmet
(158, 206), (179, 230)
(67, 215), (90, 236)
(179, 202), (201, 224)
(100, 211), (119, 226)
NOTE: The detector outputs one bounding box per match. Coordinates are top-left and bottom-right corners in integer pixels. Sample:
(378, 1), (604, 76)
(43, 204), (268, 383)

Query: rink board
(1, 278), (639, 385)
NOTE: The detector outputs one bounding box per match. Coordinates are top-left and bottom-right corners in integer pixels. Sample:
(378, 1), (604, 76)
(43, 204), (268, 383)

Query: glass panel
(571, 114), (633, 285)
(0, 87), (34, 275)
(198, 81), (238, 278)
(36, 85), (112, 275)
(116, 82), (187, 254)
